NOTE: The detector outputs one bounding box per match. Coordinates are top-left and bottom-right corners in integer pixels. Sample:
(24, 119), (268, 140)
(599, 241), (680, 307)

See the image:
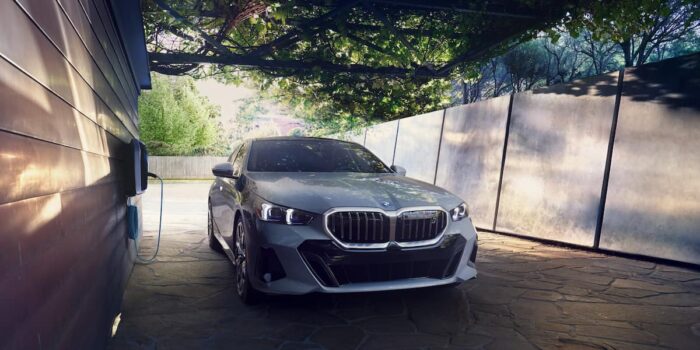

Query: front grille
(299, 235), (466, 287)
(327, 211), (390, 243)
(395, 210), (448, 242)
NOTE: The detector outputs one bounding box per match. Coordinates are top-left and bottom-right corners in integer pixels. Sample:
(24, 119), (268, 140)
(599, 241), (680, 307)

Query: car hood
(245, 172), (463, 214)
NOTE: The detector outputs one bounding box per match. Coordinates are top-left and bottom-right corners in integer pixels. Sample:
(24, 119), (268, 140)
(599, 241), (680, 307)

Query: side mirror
(212, 162), (237, 179)
(390, 165), (407, 176)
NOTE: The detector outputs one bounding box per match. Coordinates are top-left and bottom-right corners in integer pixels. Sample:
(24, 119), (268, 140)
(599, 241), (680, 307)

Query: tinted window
(247, 140), (390, 173)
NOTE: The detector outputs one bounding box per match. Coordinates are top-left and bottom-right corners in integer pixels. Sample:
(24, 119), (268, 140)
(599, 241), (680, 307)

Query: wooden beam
(149, 52), (442, 77)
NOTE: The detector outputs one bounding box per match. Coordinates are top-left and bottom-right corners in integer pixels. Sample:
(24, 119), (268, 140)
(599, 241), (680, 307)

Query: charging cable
(135, 172), (164, 264)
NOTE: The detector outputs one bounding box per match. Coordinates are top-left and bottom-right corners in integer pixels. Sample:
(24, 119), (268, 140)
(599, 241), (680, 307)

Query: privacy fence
(148, 156), (227, 179)
(331, 53), (700, 265)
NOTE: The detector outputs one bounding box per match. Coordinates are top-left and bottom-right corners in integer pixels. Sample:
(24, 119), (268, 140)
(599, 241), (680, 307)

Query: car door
(218, 142), (249, 247)
(211, 144), (241, 242)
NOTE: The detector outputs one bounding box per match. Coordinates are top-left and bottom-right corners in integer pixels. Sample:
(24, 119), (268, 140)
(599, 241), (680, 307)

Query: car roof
(250, 136), (346, 142)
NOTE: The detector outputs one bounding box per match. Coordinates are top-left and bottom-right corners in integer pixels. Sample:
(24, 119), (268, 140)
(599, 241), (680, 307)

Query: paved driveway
(109, 182), (700, 350)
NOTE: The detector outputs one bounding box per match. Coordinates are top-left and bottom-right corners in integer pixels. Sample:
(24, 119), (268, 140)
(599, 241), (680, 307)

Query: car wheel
(208, 202), (223, 253)
(234, 220), (261, 304)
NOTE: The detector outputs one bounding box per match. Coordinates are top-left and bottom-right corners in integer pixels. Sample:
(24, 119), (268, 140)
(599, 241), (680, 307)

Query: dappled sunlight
(0, 152), (18, 160)
(24, 193), (62, 234)
(15, 162), (43, 199)
(81, 152), (113, 186)
(3, 193), (63, 240)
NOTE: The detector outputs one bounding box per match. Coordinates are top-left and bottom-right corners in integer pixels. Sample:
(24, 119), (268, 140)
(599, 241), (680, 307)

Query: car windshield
(247, 139), (391, 173)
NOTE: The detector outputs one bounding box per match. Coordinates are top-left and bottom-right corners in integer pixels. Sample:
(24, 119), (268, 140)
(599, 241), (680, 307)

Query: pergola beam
(149, 52), (442, 77)
(147, 0), (577, 78)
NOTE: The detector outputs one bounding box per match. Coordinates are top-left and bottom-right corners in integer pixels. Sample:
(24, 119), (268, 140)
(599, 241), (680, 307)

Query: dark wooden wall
(0, 0), (142, 348)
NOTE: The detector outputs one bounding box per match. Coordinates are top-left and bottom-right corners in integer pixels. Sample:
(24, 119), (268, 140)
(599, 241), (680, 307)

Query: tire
(234, 219), (262, 304)
(208, 201), (223, 253)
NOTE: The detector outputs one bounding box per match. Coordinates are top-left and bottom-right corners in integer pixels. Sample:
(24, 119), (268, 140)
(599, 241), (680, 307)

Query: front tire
(208, 201), (223, 253)
(234, 220), (261, 304)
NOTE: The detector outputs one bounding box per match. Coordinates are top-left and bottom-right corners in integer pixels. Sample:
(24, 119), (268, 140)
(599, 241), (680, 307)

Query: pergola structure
(146, 0), (587, 78)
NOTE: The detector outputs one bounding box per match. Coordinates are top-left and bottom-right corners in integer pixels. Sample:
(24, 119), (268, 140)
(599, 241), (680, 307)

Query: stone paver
(108, 183), (700, 350)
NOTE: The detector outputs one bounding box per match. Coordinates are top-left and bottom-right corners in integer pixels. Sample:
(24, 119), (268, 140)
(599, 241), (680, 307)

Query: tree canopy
(142, 0), (700, 134)
(139, 75), (226, 155)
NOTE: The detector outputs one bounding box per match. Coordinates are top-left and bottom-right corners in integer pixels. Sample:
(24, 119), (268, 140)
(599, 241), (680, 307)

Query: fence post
(593, 69), (625, 249)
(432, 109), (448, 185)
(492, 94), (514, 231)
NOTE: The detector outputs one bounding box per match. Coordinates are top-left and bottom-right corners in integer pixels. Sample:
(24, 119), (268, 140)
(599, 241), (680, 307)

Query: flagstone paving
(108, 183), (700, 350)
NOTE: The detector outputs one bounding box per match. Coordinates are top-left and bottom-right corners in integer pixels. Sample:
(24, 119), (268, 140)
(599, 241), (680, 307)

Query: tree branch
(153, 0), (231, 55)
(248, 0), (362, 57)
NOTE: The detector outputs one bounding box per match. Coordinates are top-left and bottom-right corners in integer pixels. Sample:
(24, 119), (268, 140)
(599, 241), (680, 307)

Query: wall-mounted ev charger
(126, 139), (163, 264)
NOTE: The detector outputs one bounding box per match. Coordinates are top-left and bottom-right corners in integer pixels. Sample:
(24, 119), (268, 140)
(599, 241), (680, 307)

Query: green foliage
(236, 96), (268, 125)
(228, 96), (271, 140)
(288, 127), (305, 136)
(247, 74), (452, 136)
(143, 0), (700, 135)
(138, 74), (225, 155)
(143, 0), (555, 133)
(501, 41), (548, 92)
(560, 0), (700, 66)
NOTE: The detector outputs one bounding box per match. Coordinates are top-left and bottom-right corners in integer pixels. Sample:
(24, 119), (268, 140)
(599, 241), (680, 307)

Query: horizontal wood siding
(0, 0), (141, 349)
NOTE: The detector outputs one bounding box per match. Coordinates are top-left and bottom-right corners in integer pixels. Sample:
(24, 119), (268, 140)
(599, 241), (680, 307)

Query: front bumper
(244, 214), (478, 295)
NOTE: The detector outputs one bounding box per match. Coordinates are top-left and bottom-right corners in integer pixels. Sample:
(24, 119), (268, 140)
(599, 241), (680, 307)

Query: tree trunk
(619, 40), (633, 67)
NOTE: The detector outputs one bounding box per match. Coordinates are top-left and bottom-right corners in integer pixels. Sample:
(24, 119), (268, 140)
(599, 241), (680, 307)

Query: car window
(232, 143), (248, 176)
(247, 139), (391, 173)
(227, 143), (242, 162)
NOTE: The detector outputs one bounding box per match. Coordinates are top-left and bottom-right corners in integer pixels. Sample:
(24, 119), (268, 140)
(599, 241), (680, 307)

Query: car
(208, 136), (478, 303)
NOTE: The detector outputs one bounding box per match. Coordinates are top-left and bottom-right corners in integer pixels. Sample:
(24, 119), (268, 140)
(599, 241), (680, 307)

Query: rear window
(247, 139), (391, 173)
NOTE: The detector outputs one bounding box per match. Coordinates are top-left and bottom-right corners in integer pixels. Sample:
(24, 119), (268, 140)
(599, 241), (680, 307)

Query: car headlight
(257, 202), (314, 225)
(450, 203), (469, 221)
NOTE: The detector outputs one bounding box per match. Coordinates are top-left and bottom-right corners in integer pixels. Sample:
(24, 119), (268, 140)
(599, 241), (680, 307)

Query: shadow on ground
(108, 183), (700, 350)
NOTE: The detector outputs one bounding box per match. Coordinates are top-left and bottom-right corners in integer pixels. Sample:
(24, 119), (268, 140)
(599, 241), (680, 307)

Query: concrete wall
(0, 1), (146, 348)
(329, 53), (700, 265)
(496, 72), (619, 246)
(393, 110), (444, 183)
(364, 120), (399, 165)
(149, 156), (228, 179)
(435, 96), (511, 229)
(600, 55), (700, 264)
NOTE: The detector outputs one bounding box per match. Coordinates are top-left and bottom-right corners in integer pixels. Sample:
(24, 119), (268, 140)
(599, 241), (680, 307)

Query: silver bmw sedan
(208, 136), (478, 303)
